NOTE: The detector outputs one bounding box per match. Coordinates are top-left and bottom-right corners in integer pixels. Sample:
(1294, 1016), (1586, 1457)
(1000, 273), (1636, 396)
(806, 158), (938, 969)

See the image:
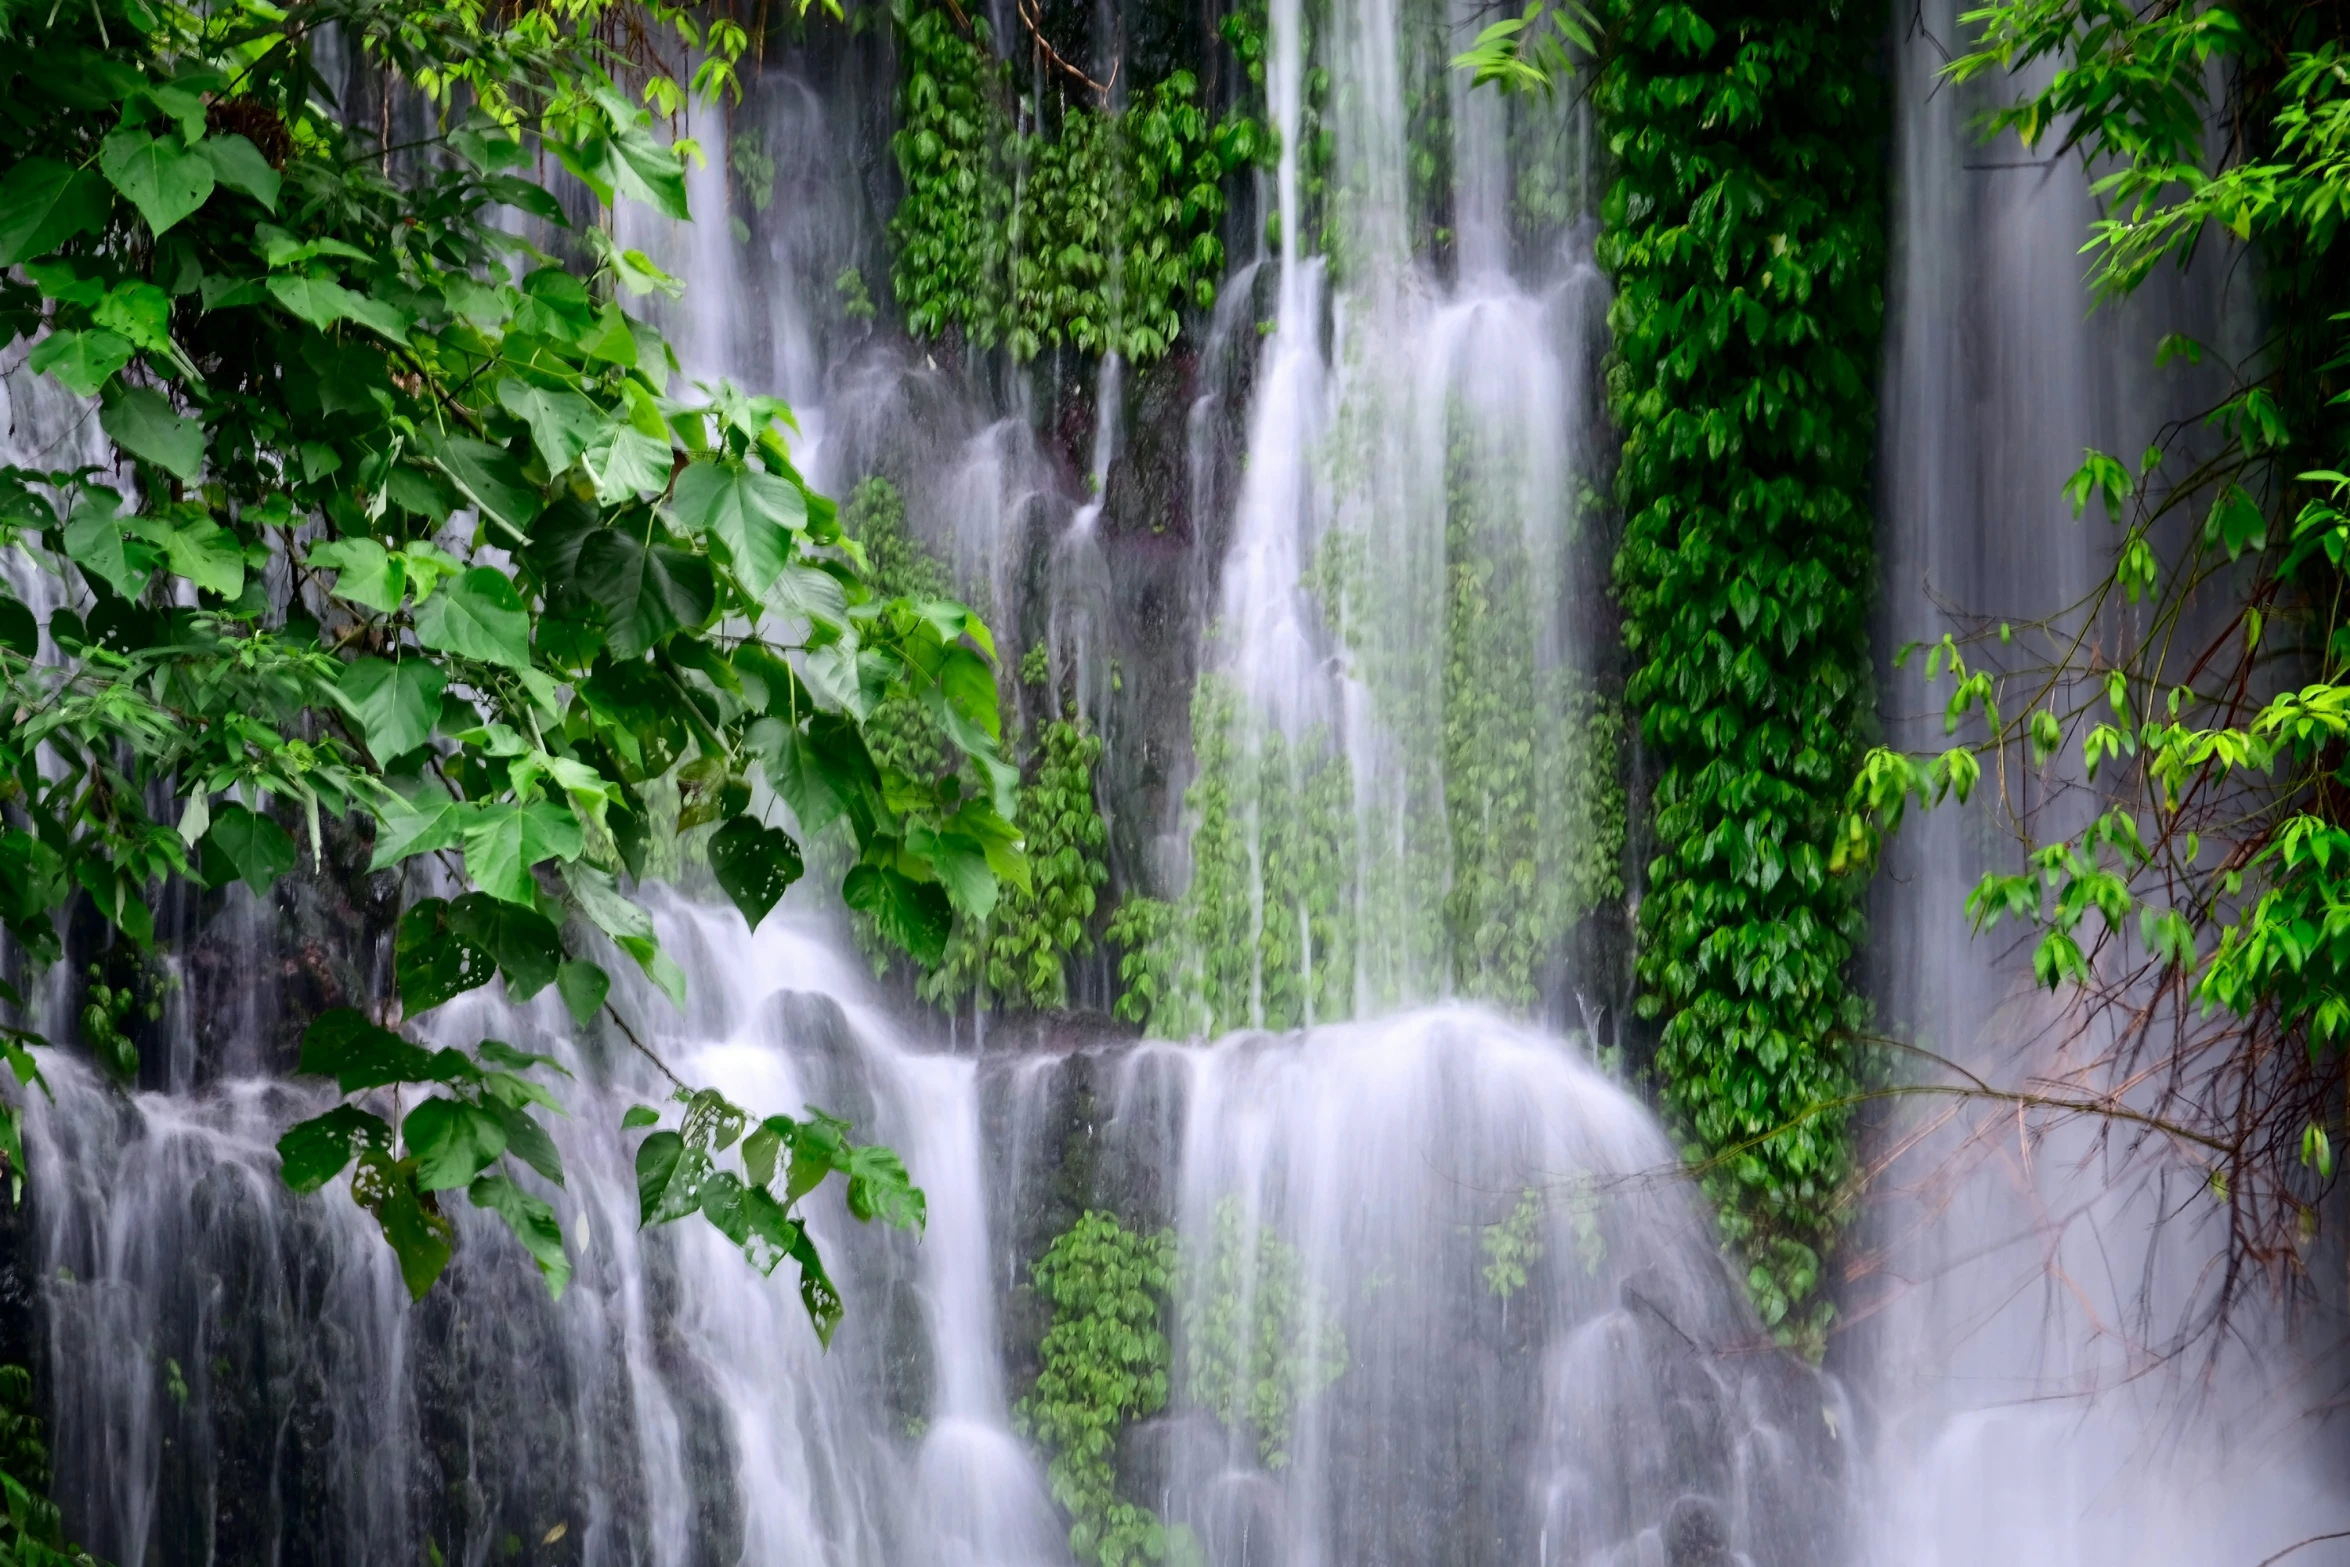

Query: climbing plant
(1178, 1198), (1347, 1470)
(1464, 1), (1887, 1350)
(1015, 1211), (1187, 1567)
(886, 1), (1251, 361)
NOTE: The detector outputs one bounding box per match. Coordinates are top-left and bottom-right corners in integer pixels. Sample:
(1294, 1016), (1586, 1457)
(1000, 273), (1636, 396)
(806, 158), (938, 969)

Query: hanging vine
(888, 1), (1252, 361)
(1587, 0), (1887, 1351)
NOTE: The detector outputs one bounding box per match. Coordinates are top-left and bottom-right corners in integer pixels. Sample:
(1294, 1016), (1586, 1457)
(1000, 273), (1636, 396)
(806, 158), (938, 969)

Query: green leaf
(482, 1097), (566, 1188)
(621, 1104), (662, 1129)
(100, 127), (214, 236)
(574, 530), (715, 658)
(842, 864), (954, 965)
(265, 273), (362, 328)
(100, 386), (205, 480)
(369, 791), (462, 870)
(404, 1096), (507, 1191)
(557, 959), (610, 1025)
(276, 1105), (390, 1193)
(636, 1128), (711, 1225)
(462, 801), (585, 905)
(447, 891), (562, 999)
(309, 538), (406, 613)
(371, 1161), (455, 1300)
(0, 594), (34, 658)
(204, 803), (297, 893)
(497, 378), (605, 474)
(395, 897), (496, 1015)
(338, 657), (446, 760)
(707, 816), (803, 931)
(61, 487), (147, 600)
(561, 861), (655, 941)
(478, 1039), (569, 1076)
(198, 133), (280, 211)
(470, 1173), (570, 1296)
(617, 934), (689, 1010)
(422, 432), (541, 537)
(298, 1008), (436, 1093)
(907, 827), (996, 921)
(414, 567), (533, 669)
(581, 427), (675, 505)
(27, 329), (133, 397)
(843, 1142), (926, 1231)
(0, 159), (110, 267)
(671, 460), (804, 596)
(608, 115), (692, 219)
(158, 514), (244, 598)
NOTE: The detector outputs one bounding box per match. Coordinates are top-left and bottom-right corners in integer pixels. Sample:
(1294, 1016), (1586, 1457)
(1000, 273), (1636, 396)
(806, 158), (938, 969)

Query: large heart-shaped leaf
(27, 330), (133, 397)
(99, 128), (213, 236)
(671, 460), (804, 596)
(100, 386), (204, 480)
(0, 158), (110, 267)
(297, 1009), (436, 1093)
(708, 816), (804, 931)
(60, 488), (147, 601)
(204, 803), (297, 893)
(462, 801), (584, 905)
(574, 529), (714, 658)
(338, 657), (446, 761)
(413, 567), (532, 669)
(159, 513), (245, 599)
(497, 378), (605, 475)
(448, 891), (562, 999)
(404, 1097), (507, 1191)
(421, 432), (540, 537)
(470, 1174), (570, 1297)
(395, 897), (496, 1015)
(276, 1105), (391, 1194)
(198, 133), (280, 212)
(842, 864), (954, 965)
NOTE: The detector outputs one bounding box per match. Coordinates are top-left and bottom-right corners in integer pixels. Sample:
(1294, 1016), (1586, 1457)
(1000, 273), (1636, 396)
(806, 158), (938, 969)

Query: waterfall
(12, 0), (2350, 1561)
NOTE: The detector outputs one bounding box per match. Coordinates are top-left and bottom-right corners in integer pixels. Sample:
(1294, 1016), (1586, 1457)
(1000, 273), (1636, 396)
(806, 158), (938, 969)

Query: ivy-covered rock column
(1597, 0), (1887, 1350)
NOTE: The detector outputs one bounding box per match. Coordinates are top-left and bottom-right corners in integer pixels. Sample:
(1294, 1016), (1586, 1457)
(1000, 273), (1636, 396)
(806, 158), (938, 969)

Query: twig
(1015, 0), (1113, 104)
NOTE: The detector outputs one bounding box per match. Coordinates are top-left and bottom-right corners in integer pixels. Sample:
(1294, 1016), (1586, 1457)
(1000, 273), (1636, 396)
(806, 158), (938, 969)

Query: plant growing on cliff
(0, 0), (1023, 1316)
(1179, 1198), (1347, 1470)
(1460, 1), (1887, 1352)
(1015, 1212), (1188, 1567)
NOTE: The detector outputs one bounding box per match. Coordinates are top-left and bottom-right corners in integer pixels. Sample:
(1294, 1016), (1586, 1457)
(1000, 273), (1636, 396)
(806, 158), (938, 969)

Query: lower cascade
(27, 898), (1844, 1565)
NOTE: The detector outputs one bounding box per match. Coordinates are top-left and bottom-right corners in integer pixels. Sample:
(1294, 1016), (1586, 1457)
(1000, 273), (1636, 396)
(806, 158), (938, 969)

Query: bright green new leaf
(27, 330), (133, 397)
(307, 538), (406, 614)
(671, 460), (805, 596)
(462, 800), (585, 905)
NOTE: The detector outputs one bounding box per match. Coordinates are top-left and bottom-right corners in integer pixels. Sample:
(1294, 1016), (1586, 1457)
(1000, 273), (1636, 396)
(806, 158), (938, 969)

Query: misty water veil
(4, 0), (2350, 1563)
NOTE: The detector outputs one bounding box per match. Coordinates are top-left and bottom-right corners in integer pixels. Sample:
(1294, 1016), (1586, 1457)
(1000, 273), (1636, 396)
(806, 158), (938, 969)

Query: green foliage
(0, 0), (1012, 1315)
(1179, 1199), (1347, 1470)
(1015, 1212), (1185, 1567)
(1559, 0), (1888, 1349)
(887, 4), (1249, 361)
(1479, 1187), (1546, 1298)
(1845, 2), (2350, 1268)
(0, 1365), (103, 1567)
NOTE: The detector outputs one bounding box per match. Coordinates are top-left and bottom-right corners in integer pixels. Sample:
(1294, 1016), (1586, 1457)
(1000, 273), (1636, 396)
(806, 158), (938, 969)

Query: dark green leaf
(707, 816), (803, 931)
(0, 159), (110, 267)
(621, 1104), (663, 1129)
(557, 960), (610, 1026)
(447, 892), (562, 999)
(198, 133), (280, 210)
(636, 1129), (710, 1226)
(483, 1096), (565, 1188)
(421, 432), (540, 537)
(369, 1159), (454, 1300)
(298, 1008), (436, 1093)
(276, 1105), (389, 1193)
(403, 1096), (508, 1191)
(478, 1038), (570, 1075)
(204, 803), (297, 893)
(844, 1143), (926, 1231)
(842, 864), (954, 965)
(497, 378), (605, 474)
(61, 487), (146, 600)
(396, 897), (496, 1015)
(470, 1173), (570, 1297)
(0, 595), (34, 658)
(574, 529), (715, 659)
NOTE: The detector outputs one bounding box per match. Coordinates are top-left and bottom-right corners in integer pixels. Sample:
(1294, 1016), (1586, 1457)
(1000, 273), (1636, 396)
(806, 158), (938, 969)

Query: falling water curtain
(1598, 0), (1889, 1352)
